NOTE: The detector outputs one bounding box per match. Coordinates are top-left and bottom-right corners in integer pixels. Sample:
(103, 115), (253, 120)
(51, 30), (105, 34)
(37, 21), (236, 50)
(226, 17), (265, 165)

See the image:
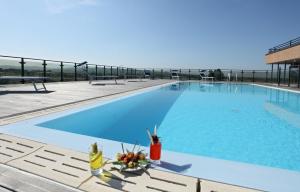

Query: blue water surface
(39, 82), (300, 171)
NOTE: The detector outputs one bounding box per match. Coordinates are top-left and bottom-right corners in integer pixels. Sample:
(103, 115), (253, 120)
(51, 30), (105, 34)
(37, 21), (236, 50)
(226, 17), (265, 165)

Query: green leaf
(138, 160), (150, 165)
(112, 161), (124, 165)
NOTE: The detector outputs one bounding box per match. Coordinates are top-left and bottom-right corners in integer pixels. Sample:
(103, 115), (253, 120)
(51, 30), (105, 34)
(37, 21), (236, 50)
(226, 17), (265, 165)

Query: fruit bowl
(112, 151), (150, 172)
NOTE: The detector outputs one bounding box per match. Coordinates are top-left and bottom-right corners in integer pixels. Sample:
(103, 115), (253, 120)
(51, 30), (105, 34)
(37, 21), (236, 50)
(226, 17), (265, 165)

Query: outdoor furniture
(76, 62), (119, 85)
(89, 75), (118, 84)
(0, 76), (49, 92)
(199, 70), (215, 82)
(144, 70), (151, 79)
(125, 70), (151, 82)
(171, 70), (180, 80)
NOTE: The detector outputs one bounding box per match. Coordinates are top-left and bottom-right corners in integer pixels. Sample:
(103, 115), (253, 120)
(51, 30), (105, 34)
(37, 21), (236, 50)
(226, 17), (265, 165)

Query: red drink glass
(150, 142), (161, 161)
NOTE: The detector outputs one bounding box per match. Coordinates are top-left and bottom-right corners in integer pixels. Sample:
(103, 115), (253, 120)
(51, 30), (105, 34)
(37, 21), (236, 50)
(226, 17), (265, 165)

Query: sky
(0, 0), (299, 70)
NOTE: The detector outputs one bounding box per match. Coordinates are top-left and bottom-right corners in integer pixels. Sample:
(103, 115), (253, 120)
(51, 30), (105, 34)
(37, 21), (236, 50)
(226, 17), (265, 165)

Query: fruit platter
(112, 143), (150, 172)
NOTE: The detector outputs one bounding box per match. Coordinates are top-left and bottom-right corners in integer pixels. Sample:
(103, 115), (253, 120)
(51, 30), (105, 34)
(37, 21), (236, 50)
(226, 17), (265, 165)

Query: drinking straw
(154, 125), (157, 136)
(146, 129), (154, 145)
(136, 144), (141, 153)
(121, 143), (125, 154)
(132, 141), (137, 152)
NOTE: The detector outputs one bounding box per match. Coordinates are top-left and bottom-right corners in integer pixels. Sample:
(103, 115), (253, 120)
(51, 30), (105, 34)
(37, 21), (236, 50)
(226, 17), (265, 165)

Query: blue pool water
(38, 83), (300, 172)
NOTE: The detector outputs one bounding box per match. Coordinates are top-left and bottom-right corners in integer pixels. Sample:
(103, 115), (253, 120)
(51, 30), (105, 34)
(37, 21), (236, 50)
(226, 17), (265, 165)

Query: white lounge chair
(144, 70), (151, 79)
(171, 70), (180, 80)
(77, 62), (119, 84)
(199, 70), (215, 82)
(0, 76), (49, 92)
(89, 75), (118, 84)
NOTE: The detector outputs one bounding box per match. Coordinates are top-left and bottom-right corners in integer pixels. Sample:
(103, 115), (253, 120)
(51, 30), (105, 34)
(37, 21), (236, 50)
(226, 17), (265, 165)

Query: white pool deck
(0, 79), (174, 120)
(0, 80), (300, 192)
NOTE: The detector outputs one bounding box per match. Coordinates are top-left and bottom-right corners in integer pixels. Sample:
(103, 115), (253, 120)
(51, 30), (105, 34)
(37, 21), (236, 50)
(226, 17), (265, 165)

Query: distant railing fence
(267, 36), (300, 54)
(0, 55), (299, 88)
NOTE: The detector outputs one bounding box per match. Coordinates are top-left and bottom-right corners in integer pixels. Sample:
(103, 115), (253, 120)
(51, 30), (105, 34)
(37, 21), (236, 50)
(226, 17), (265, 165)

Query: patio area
(0, 134), (261, 192)
(0, 79), (174, 124)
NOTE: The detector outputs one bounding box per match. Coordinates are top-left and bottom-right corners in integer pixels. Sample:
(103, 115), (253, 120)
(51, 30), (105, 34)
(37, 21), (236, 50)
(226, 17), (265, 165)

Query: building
(265, 37), (300, 87)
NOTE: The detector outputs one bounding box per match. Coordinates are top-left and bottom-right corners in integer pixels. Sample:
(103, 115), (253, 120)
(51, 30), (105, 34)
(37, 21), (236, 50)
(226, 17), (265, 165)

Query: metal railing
(0, 55), (299, 88)
(267, 36), (300, 54)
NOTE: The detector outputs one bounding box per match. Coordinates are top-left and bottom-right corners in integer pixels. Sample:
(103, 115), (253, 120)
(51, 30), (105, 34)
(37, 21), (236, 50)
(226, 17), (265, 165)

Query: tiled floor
(0, 79), (174, 119)
(0, 134), (261, 192)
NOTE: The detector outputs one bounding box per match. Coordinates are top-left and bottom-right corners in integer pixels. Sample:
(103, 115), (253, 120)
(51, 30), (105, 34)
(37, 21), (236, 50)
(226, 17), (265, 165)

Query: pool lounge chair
(76, 62), (119, 85)
(199, 70), (215, 82)
(171, 70), (180, 80)
(144, 70), (151, 79)
(89, 75), (118, 84)
(125, 70), (151, 82)
(0, 76), (49, 92)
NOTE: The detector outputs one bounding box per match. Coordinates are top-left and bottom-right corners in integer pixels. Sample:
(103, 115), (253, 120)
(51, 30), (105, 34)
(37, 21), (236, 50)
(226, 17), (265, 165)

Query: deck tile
(0, 134), (43, 163)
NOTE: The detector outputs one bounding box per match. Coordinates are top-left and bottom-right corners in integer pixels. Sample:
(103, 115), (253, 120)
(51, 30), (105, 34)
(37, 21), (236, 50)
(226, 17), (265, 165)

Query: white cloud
(44, 0), (97, 14)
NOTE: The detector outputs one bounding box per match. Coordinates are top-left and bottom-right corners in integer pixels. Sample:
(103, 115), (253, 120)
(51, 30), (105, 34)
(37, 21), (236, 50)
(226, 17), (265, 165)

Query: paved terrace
(0, 79), (174, 123)
(0, 134), (261, 192)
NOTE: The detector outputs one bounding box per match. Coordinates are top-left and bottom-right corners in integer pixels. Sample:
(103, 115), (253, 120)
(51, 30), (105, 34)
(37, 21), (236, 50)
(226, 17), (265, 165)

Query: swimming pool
(38, 82), (300, 172)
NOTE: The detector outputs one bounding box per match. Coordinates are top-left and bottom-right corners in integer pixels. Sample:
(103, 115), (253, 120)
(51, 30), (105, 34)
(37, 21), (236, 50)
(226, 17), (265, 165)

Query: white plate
(113, 162), (148, 172)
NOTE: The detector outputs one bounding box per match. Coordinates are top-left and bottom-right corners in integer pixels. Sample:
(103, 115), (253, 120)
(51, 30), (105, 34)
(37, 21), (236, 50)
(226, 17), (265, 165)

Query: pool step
(0, 134), (43, 164)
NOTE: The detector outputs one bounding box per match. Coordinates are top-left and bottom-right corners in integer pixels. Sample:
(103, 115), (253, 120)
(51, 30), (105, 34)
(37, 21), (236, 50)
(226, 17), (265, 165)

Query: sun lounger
(144, 70), (151, 79)
(125, 71), (151, 82)
(171, 70), (180, 80)
(199, 71), (215, 82)
(89, 75), (118, 84)
(125, 70), (151, 82)
(0, 76), (49, 92)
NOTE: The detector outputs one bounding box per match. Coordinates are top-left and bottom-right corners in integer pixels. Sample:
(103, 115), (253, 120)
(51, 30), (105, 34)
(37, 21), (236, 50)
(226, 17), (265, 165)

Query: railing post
(117, 67), (119, 77)
(60, 61), (64, 82)
(277, 64), (279, 84)
(278, 67), (281, 86)
(161, 69), (163, 79)
(152, 69), (154, 79)
(298, 65), (300, 88)
(103, 66), (106, 76)
(20, 58), (25, 84)
(85, 64), (89, 80)
(110, 66), (113, 76)
(135, 68), (137, 77)
(266, 70), (268, 82)
(288, 65), (291, 87)
(284, 63), (287, 84)
(188, 69), (191, 80)
(43, 60), (47, 82)
(271, 64), (274, 83)
(95, 65), (98, 80)
(74, 63), (77, 81)
(126, 68), (128, 79)
(241, 70), (244, 82)
(252, 70), (255, 82)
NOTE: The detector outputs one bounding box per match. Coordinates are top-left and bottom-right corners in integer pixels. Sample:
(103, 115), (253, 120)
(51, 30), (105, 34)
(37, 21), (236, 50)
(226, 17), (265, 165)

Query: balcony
(265, 37), (300, 64)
